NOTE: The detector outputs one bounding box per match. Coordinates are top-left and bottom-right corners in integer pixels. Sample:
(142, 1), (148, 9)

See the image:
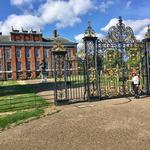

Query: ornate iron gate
(53, 41), (87, 105)
(83, 17), (148, 100)
(53, 17), (149, 105)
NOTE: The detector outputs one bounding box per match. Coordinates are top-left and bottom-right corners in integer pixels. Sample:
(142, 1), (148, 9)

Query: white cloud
(101, 18), (118, 32)
(0, 0), (94, 34)
(10, 0), (33, 6)
(74, 33), (84, 51)
(0, 14), (43, 35)
(74, 33), (84, 42)
(101, 18), (150, 40)
(124, 19), (150, 33)
(39, 0), (93, 28)
(125, 1), (132, 9)
(96, 33), (105, 39)
(99, 0), (114, 12)
(10, 0), (45, 6)
(136, 27), (148, 40)
(1, 0), (93, 34)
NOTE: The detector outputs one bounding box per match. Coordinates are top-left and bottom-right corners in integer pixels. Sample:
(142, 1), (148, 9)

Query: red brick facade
(0, 30), (77, 80)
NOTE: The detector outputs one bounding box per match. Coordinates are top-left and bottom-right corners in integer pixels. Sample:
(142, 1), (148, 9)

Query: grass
(0, 94), (49, 113)
(0, 80), (55, 131)
(0, 108), (44, 130)
(0, 80), (18, 86)
(0, 80), (49, 113)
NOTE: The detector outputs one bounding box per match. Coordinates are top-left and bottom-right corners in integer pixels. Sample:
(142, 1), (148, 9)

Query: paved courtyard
(0, 97), (150, 150)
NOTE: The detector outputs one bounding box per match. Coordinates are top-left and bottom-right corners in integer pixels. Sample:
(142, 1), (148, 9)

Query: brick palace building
(0, 28), (77, 80)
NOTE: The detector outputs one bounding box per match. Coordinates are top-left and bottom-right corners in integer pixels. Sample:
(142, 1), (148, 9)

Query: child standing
(132, 72), (140, 98)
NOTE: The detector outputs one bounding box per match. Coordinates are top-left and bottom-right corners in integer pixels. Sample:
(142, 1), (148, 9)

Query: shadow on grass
(0, 82), (55, 96)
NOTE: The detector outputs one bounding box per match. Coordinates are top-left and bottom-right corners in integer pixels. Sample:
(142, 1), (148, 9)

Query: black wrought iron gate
(53, 17), (150, 105)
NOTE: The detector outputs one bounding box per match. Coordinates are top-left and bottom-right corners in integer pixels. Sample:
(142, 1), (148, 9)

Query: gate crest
(108, 16), (136, 43)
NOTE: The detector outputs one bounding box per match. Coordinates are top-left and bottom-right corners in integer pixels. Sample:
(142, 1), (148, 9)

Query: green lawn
(0, 94), (49, 113)
(0, 81), (49, 113)
(0, 80), (18, 86)
(0, 80), (51, 130)
(0, 108), (44, 130)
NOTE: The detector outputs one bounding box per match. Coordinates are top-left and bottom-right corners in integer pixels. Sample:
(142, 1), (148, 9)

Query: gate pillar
(83, 21), (101, 100)
(52, 41), (68, 105)
(142, 25), (150, 95)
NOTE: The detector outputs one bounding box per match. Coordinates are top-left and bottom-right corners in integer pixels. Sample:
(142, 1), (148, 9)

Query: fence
(0, 93), (53, 113)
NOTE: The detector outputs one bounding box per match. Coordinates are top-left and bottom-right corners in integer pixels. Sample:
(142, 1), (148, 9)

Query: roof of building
(0, 29), (77, 45)
(43, 29), (76, 44)
(42, 36), (73, 43)
(0, 35), (11, 42)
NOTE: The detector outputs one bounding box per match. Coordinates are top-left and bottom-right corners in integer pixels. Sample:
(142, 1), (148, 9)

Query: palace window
(44, 48), (49, 58)
(7, 62), (12, 71)
(17, 72), (22, 79)
(8, 73), (12, 79)
(15, 36), (20, 41)
(68, 49), (73, 59)
(25, 47), (30, 58)
(35, 48), (40, 58)
(25, 36), (30, 41)
(35, 61), (40, 70)
(0, 49), (2, 59)
(16, 47), (21, 58)
(45, 61), (48, 69)
(27, 72), (31, 79)
(26, 61), (31, 70)
(0, 73), (2, 80)
(16, 61), (21, 71)
(6, 47), (11, 59)
(0, 63), (2, 71)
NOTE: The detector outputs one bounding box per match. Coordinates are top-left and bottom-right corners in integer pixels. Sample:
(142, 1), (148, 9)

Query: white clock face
(87, 41), (94, 54)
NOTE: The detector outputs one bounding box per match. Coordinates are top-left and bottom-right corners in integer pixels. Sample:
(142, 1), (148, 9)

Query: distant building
(0, 28), (77, 80)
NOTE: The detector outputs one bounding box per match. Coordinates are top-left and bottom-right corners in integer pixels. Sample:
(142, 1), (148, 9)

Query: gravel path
(0, 97), (150, 150)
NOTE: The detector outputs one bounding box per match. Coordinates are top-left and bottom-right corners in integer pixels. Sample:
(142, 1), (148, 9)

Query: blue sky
(0, 0), (150, 45)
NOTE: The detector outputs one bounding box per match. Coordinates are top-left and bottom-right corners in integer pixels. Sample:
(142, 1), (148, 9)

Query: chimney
(53, 29), (58, 37)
